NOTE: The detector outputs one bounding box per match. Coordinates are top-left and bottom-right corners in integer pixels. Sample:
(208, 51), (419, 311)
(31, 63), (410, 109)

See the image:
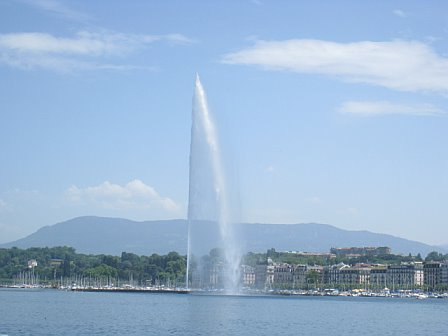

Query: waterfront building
(292, 264), (309, 288)
(255, 260), (274, 289)
(424, 261), (448, 290)
(339, 265), (370, 288)
(256, 262), (324, 289)
(323, 263), (349, 287)
(241, 265), (255, 286)
(273, 263), (293, 286)
(444, 264), (448, 286)
(291, 264), (324, 288)
(387, 262), (423, 290)
(370, 266), (388, 290)
(49, 259), (63, 267)
(305, 265), (324, 288)
(250, 250), (441, 291)
(191, 269), (201, 288)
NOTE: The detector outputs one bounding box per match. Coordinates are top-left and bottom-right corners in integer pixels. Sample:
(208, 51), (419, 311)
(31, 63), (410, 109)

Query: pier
(70, 286), (190, 294)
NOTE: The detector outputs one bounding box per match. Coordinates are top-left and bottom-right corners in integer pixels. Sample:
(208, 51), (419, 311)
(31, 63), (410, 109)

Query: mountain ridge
(1, 216), (444, 256)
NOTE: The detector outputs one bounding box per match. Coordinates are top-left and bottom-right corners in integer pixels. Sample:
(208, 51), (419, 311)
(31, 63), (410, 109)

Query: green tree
(306, 270), (320, 288)
(62, 255), (71, 277)
(425, 251), (445, 262)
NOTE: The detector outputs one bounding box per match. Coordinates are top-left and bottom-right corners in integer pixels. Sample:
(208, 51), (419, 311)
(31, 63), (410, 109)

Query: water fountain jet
(186, 75), (241, 294)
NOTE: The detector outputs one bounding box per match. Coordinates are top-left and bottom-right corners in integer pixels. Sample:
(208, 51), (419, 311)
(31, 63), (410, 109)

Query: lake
(1, 288), (447, 335)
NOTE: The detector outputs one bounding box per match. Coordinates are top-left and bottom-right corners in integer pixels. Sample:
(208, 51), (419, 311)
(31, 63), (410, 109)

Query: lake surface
(1, 288), (448, 335)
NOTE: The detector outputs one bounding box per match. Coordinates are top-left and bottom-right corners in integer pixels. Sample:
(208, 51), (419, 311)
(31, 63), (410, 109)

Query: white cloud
(0, 31), (143, 55)
(18, 0), (91, 21)
(163, 34), (196, 45)
(0, 30), (193, 72)
(393, 9), (408, 18)
(65, 179), (180, 212)
(338, 101), (446, 117)
(222, 39), (448, 94)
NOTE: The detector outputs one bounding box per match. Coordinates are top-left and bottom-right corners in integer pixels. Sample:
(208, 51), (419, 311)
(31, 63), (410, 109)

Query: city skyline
(1, 1), (447, 245)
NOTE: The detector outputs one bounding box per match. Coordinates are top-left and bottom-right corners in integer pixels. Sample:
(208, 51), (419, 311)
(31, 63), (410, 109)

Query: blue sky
(1, 0), (447, 246)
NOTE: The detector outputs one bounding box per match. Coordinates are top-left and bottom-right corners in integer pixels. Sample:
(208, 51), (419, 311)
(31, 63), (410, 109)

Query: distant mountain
(1, 217), (186, 256)
(1, 216), (444, 257)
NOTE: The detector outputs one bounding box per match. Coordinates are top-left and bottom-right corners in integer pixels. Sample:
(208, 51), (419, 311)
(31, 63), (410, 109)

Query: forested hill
(1, 216), (444, 256)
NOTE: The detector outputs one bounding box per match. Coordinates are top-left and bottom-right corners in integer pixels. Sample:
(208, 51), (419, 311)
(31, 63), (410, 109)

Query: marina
(1, 284), (448, 300)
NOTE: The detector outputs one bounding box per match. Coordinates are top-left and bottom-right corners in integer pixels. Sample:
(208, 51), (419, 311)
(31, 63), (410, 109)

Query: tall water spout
(186, 74), (241, 293)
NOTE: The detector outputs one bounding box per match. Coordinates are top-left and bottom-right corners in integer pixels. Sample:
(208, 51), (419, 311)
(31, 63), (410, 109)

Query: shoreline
(71, 287), (189, 294)
(1, 285), (447, 299)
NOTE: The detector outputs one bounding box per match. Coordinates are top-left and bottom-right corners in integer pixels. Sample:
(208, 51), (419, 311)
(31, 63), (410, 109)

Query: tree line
(0, 246), (186, 286)
(242, 248), (434, 267)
